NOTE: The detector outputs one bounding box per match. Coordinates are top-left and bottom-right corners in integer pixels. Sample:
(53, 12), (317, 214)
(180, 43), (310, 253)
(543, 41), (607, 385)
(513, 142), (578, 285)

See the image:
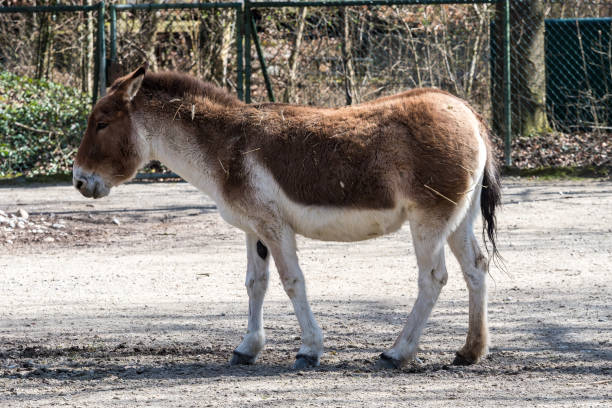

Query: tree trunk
(492, 0), (548, 138)
(283, 7), (308, 103)
(218, 13), (234, 88)
(197, 11), (231, 86)
(81, 0), (94, 94)
(140, 11), (160, 71)
(341, 8), (358, 105)
(35, 11), (51, 79)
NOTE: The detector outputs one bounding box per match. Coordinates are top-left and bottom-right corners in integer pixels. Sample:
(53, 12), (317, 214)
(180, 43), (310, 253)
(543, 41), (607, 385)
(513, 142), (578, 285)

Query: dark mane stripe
(128, 71), (243, 108)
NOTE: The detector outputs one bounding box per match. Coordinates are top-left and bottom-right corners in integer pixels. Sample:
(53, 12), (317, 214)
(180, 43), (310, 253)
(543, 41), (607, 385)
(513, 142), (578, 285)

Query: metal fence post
(250, 15), (275, 102)
(503, 0), (512, 166)
(110, 4), (117, 63)
(236, 6), (244, 101)
(97, 1), (106, 100)
(244, 0), (252, 103)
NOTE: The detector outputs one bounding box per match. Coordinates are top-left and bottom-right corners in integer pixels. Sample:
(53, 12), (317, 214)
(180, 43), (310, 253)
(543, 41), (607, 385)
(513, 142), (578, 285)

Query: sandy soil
(0, 178), (611, 407)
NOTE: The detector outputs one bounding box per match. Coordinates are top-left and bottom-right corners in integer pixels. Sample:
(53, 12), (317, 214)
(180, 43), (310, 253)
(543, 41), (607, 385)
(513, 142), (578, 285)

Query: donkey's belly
(286, 203), (410, 242)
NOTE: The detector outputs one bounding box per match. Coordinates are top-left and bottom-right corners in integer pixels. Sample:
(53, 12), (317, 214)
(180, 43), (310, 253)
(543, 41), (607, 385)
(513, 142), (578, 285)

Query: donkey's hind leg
(231, 233), (270, 365)
(378, 218), (448, 368)
(447, 213), (489, 365)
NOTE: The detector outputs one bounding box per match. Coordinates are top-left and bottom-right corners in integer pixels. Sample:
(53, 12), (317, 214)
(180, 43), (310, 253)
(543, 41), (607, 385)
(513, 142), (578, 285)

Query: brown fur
(125, 72), (480, 210)
(79, 70), (485, 212)
(75, 94), (141, 185)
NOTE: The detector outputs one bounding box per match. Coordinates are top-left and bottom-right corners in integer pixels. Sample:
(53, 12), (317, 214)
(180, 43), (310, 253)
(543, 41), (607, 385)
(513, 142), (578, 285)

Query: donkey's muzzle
(73, 166), (110, 199)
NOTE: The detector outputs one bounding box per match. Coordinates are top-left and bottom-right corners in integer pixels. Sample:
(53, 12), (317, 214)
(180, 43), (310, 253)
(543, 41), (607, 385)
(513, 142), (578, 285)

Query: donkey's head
(73, 64), (148, 198)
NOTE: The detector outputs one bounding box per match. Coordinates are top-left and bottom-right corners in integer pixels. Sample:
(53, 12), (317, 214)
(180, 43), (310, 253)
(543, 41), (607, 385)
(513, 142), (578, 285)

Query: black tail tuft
(480, 152), (503, 266)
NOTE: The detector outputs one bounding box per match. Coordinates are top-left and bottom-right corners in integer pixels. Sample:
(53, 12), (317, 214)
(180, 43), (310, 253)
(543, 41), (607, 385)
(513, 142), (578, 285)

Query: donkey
(73, 64), (501, 369)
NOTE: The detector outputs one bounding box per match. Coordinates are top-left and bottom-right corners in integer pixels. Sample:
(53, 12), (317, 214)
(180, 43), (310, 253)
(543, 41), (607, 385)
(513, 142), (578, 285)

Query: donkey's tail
(480, 128), (503, 266)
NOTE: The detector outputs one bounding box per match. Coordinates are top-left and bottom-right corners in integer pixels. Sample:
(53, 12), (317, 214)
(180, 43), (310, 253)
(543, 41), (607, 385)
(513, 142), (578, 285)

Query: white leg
(379, 220), (448, 368)
(268, 228), (323, 369)
(231, 233), (270, 365)
(448, 216), (489, 364)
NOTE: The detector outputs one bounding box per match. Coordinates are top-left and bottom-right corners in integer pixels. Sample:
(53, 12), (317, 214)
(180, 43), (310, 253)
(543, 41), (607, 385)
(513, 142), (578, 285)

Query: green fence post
(503, 0), (512, 166)
(97, 1), (106, 99)
(250, 15), (275, 102)
(236, 6), (244, 101)
(110, 4), (116, 63)
(244, 0), (252, 103)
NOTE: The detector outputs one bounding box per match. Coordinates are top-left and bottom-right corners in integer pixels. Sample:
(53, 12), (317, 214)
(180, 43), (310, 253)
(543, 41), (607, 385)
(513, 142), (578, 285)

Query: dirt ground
(0, 178), (610, 407)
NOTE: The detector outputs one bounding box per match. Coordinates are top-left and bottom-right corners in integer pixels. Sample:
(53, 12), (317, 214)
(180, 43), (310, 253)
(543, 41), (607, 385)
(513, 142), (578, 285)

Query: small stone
(8, 221), (15, 228)
(112, 218), (120, 226)
(17, 209), (29, 220)
(43, 237), (55, 243)
(0, 210), (7, 217)
(0, 215), (8, 224)
(5, 239), (13, 245)
(51, 223), (65, 229)
(17, 222), (25, 229)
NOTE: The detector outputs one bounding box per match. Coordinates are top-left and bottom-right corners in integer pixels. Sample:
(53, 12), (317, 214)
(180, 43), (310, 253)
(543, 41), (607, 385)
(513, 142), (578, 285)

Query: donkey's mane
(135, 71), (243, 107)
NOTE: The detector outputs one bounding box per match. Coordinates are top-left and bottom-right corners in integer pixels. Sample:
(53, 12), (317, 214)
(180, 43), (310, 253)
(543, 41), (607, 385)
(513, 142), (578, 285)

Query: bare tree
(283, 7), (308, 103)
(341, 8), (357, 105)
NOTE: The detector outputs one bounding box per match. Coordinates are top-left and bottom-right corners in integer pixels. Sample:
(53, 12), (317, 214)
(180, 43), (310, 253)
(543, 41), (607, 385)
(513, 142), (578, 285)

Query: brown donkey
(73, 64), (501, 369)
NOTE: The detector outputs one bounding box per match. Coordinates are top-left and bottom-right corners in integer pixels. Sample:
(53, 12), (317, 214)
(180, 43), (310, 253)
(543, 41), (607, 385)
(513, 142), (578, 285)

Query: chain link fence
(247, 2), (496, 119)
(0, 3), (101, 98)
(1, 0), (610, 177)
(108, 3), (242, 96)
(490, 0), (610, 168)
(0, 1), (105, 177)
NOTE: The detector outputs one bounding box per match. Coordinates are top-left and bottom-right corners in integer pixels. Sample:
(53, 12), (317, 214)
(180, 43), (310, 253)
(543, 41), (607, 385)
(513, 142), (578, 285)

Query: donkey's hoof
(375, 352), (402, 369)
(230, 350), (256, 366)
(293, 354), (319, 370)
(452, 352), (475, 366)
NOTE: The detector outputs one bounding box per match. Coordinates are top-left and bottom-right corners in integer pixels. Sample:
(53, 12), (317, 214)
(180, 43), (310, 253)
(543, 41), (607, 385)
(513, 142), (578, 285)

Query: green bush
(0, 71), (89, 178)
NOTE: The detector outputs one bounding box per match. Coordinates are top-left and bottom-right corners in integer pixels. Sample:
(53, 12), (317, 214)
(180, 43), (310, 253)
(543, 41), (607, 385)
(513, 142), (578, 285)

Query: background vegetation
(0, 71), (88, 178)
(0, 0), (609, 178)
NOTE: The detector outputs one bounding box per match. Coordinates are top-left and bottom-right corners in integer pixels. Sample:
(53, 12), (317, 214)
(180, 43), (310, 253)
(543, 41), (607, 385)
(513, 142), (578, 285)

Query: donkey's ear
(122, 63), (148, 101)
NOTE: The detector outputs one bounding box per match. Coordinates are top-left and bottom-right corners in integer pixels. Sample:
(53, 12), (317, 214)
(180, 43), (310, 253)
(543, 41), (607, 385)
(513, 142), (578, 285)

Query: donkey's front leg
(230, 233), (270, 365)
(268, 229), (323, 369)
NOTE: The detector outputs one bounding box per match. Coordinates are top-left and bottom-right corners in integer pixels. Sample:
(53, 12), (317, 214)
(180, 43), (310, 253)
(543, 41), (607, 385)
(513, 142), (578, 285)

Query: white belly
(247, 158), (411, 242)
(284, 202), (410, 242)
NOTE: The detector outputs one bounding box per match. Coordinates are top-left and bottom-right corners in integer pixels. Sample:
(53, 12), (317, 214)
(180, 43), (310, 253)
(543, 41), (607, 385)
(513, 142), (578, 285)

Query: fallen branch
(13, 122), (51, 134)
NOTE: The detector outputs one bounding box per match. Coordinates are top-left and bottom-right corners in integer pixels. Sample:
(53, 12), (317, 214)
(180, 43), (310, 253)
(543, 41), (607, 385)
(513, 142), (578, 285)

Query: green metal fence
(0, 2), (106, 104)
(108, 2), (244, 99)
(1, 0), (610, 175)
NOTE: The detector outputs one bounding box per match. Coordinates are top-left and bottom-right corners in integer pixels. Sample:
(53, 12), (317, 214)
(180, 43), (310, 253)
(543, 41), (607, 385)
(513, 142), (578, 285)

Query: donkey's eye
(96, 122), (108, 131)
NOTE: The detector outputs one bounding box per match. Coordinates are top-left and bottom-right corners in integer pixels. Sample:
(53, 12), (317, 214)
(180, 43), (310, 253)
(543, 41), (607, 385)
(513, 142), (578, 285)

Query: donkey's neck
(133, 97), (242, 203)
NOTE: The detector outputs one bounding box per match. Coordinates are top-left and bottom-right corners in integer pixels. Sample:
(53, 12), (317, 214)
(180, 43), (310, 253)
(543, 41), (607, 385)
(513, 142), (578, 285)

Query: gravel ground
(0, 179), (611, 407)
